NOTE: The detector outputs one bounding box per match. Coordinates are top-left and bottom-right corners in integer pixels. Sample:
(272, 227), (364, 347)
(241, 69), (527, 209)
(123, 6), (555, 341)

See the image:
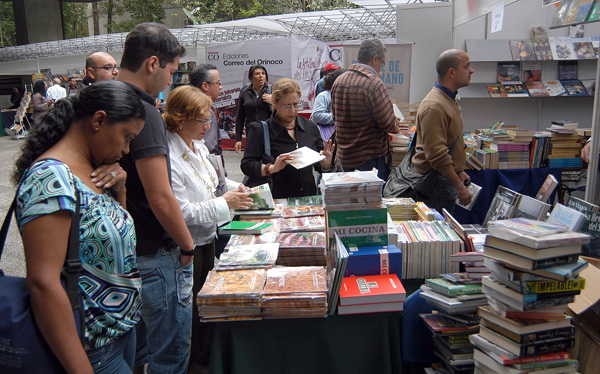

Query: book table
(209, 311), (402, 374)
(453, 168), (562, 226)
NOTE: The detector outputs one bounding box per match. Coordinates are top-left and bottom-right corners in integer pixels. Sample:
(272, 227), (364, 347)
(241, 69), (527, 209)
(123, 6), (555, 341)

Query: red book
(504, 351), (570, 365)
(337, 300), (404, 315)
(339, 273), (406, 306)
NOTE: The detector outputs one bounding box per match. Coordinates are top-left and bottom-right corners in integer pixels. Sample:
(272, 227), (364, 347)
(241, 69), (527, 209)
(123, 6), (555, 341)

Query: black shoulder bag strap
(0, 179), (85, 347)
(262, 120), (271, 157)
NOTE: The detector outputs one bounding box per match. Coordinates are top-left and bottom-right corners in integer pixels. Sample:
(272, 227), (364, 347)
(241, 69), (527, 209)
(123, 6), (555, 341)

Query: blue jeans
(342, 156), (391, 182)
(87, 329), (135, 374)
(134, 246), (193, 374)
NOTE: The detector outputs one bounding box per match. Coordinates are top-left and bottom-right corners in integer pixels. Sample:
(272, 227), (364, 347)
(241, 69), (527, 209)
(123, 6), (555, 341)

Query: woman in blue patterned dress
(12, 80), (146, 374)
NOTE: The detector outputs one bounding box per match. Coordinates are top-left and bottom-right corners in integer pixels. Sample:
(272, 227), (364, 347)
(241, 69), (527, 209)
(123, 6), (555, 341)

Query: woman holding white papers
(163, 85), (253, 370)
(241, 78), (334, 199)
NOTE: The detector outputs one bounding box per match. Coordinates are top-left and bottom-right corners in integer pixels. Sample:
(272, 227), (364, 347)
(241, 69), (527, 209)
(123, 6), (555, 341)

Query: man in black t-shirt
(117, 23), (193, 374)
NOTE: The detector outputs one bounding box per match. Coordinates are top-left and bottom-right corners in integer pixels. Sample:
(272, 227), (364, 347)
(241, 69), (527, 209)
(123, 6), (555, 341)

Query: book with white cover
(547, 203), (586, 231)
(543, 81), (567, 96)
(283, 146), (325, 169)
(456, 182), (483, 211)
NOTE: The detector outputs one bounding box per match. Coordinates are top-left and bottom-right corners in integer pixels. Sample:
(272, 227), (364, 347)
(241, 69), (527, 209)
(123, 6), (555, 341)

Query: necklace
(182, 151), (217, 199)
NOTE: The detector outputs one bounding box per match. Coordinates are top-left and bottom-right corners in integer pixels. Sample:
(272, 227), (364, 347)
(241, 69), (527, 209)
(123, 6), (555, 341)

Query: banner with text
(342, 42), (412, 104)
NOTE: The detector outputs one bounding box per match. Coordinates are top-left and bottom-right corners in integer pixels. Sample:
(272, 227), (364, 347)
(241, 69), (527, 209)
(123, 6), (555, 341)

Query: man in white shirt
(46, 78), (67, 101)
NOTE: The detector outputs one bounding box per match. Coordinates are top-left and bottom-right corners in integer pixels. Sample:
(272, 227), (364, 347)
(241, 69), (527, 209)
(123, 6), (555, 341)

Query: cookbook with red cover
(339, 273), (406, 306)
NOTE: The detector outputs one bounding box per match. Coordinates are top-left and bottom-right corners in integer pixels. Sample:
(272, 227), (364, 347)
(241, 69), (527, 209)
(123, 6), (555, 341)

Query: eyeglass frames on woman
(279, 103), (301, 110)
(193, 118), (211, 125)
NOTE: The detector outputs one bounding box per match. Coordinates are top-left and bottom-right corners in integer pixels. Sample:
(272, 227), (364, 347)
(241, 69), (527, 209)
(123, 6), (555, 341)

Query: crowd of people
(11, 20), (475, 373)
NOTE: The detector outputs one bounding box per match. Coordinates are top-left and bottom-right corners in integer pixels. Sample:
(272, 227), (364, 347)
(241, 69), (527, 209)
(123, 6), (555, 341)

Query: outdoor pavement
(0, 134), (245, 278)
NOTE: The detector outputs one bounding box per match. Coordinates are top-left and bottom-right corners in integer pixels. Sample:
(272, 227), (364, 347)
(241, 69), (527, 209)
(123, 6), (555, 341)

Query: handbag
(242, 120), (274, 188)
(0, 183), (87, 373)
(383, 134), (460, 199)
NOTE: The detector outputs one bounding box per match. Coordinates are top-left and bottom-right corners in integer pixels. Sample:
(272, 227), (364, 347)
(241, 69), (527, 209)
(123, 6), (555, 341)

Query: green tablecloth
(209, 311), (403, 374)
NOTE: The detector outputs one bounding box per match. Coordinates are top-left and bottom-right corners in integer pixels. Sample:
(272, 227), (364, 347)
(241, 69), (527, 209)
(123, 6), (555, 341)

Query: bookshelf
(172, 71), (191, 86)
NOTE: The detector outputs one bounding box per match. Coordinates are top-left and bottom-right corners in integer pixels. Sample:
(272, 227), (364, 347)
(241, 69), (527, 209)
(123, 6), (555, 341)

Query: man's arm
(370, 81), (398, 133)
(136, 154), (195, 265)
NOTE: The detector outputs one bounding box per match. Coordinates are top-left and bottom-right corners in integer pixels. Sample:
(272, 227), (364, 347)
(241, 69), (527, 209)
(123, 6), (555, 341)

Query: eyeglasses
(378, 56), (386, 67)
(92, 66), (119, 72)
(193, 118), (211, 125)
(280, 103), (301, 110)
(209, 80), (221, 86)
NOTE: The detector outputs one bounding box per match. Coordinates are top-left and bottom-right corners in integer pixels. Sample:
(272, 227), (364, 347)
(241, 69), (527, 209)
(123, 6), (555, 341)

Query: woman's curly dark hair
(13, 80), (146, 185)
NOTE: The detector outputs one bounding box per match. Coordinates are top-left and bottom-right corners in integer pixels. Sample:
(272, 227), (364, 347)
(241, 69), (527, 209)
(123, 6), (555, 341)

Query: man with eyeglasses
(82, 51), (119, 85)
(190, 64), (224, 162)
(331, 38), (399, 182)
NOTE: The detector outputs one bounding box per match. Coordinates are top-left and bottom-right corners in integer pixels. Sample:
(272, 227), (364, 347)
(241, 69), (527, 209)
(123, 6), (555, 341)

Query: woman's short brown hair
(271, 78), (302, 110)
(163, 85), (213, 133)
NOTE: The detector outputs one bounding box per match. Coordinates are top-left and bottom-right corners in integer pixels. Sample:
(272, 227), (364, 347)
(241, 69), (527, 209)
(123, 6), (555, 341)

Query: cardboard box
(326, 208), (388, 248)
(567, 256), (600, 374)
(344, 244), (402, 277)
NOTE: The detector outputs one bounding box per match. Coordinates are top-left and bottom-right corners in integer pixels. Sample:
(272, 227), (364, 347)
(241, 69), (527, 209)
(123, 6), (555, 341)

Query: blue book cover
(344, 244), (402, 277)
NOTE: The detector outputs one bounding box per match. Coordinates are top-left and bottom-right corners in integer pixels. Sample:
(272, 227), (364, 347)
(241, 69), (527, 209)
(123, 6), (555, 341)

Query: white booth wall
(397, 0), (600, 134)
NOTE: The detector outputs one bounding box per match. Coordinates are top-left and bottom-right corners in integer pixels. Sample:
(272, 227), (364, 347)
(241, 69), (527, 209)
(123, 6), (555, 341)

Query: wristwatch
(180, 244), (196, 256)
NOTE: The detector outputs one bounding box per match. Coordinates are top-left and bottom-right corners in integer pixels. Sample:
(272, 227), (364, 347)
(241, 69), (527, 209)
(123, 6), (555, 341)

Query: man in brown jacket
(331, 38), (399, 181)
(411, 49), (474, 214)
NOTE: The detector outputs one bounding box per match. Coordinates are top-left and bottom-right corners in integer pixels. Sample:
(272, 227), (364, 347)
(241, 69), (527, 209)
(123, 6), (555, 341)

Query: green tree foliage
(100, 0), (166, 33)
(0, 2), (16, 46)
(170, 0), (357, 24)
(63, 2), (90, 39)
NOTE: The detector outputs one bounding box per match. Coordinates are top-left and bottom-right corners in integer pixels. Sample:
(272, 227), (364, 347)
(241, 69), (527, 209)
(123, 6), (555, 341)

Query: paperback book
(521, 61), (542, 82)
(558, 61), (578, 80)
(486, 84), (508, 98)
(549, 37), (577, 60)
(572, 37), (596, 58)
(456, 182), (482, 211)
(497, 62), (521, 83)
(219, 221), (273, 235)
(561, 79), (589, 96)
(535, 174), (559, 202)
(338, 273), (406, 305)
(502, 82), (530, 97)
(525, 81), (550, 97)
(510, 40), (536, 61)
(283, 146), (325, 169)
(546, 203), (586, 231)
(543, 81), (567, 96)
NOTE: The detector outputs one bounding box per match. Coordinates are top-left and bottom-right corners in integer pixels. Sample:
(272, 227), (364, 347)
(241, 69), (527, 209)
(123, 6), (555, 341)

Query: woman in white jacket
(163, 85), (253, 371)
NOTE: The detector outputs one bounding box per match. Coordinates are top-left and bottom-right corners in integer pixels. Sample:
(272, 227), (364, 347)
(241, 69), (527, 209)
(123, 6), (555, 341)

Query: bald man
(410, 49), (474, 214)
(46, 77), (66, 101)
(82, 51), (119, 85)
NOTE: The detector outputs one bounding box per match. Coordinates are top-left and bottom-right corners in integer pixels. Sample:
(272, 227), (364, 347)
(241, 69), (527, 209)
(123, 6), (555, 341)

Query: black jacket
(235, 84), (272, 142)
(241, 112), (324, 199)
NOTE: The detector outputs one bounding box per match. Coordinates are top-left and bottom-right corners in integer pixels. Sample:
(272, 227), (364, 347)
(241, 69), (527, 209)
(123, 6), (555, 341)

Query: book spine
(531, 254), (579, 270)
(517, 338), (575, 357)
(521, 278), (586, 294)
(521, 327), (575, 344)
(504, 350), (570, 365)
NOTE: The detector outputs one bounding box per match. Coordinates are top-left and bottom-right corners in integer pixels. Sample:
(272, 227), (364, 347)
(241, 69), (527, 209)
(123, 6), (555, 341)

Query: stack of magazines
(197, 269), (266, 321)
(383, 197), (419, 221)
(214, 243), (279, 270)
(274, 232), (327, 266)
(320, 169), (384, 210)
(261, 266), (328, 319)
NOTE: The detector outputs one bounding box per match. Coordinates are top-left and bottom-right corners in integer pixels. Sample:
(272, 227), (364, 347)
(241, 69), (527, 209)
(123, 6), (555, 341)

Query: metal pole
(585, 56), (600, 203)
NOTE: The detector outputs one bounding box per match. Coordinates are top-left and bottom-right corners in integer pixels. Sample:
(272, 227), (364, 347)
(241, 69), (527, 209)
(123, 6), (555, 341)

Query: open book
(283, 146), (325, 169)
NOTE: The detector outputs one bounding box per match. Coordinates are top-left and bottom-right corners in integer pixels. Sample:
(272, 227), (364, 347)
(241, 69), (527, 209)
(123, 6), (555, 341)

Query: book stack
(421, 277), (488, 314)
(261, 266), (328, 319)
(276, 196), (327, 266)
(337, 273), (406, 315)
(420, 312), (480, 373)
(225, 231), (279, 248)
(545, 124), (583, 168)
(197, 269), (266, 321)
(321, 170), (388, 248)
(389, 132), (411, 167)
(470, 218), (589, 373)
(414, 201), (445, 221)
(495, 141), (530, 170)
(450, 251), (490, 280)
(214, 243), (279, 270)
(383, 197), (418, 221)
(274, 232), (327, 266)
(396, 220), (464, 279)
